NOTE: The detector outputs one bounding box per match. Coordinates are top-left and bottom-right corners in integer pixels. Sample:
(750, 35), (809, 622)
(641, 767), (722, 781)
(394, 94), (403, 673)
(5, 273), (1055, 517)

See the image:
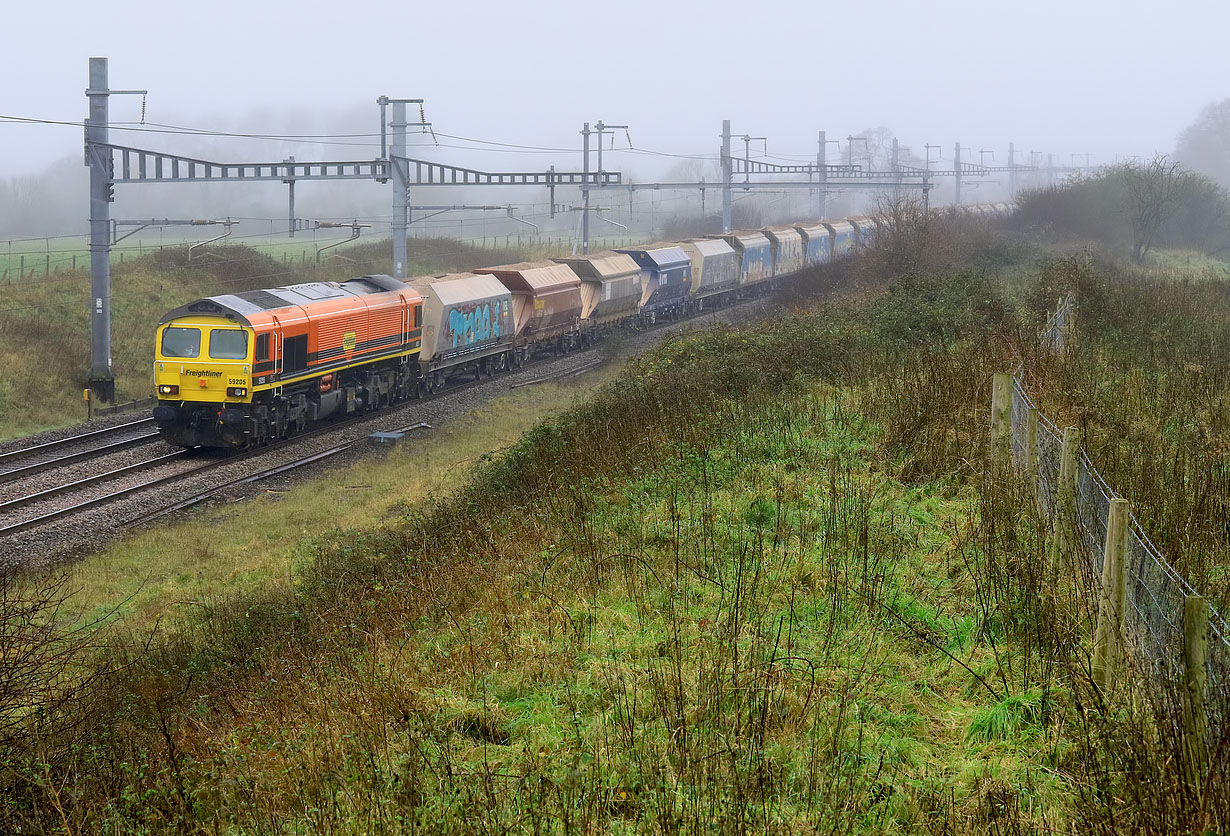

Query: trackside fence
(995, 293), (1227, 751)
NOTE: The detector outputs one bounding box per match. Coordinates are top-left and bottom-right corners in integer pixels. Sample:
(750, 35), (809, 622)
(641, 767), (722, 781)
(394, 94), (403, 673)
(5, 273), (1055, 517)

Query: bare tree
(1124, 154), (1187, 263)
(0, 565), (125, 760)
(847, 127), (896, 171)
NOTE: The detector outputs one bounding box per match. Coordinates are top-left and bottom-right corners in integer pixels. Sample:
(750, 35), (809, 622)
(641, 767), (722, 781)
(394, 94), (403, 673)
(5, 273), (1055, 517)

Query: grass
(1143, 247), (1230, 275)
(64, 372), (619, 636)
(61, 383), (1068, 834)
(0, 232), (642, 278)
(965, 689), (1048, 744)
(1018, 253), (1230, 605)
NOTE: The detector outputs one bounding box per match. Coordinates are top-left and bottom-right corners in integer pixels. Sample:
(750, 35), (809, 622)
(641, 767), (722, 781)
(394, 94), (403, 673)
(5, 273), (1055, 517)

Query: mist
(2, 0), (1228, 243)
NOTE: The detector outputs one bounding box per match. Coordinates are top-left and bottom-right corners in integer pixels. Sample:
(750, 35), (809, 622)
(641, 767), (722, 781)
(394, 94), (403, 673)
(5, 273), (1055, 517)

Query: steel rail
(0, 455), (218, 537)
(0, 417), (156, 471)
(0, 430), (162, 483)
(0, 451), (189, 516)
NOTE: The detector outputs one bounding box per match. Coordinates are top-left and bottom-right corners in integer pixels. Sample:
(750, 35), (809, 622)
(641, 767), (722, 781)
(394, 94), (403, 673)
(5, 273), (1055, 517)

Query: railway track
(0, 364), (496, 540)
(0, 417), (159, 481)
(124, 422), (433, 529)
(0, 451), (199, 536)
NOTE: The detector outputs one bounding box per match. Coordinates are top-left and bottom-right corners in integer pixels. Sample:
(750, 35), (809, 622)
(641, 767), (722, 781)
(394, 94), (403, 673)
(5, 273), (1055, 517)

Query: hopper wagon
(823, 219), (857, 258)
(410, 272), (514, 392)
(848, 216), (877, 247)
(762, 226), (806, 275)
(710, 231), (773, 286)
(615, 245), (692, 324)
(794, 221), (832, 266)
(552, 251), (645, 338)
(676, 237), (738, 306)
(474, 261), (584, 358)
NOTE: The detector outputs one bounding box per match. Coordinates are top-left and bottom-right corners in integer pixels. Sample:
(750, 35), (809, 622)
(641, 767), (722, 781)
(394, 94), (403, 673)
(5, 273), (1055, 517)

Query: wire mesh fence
(1008, 295), (1229, 737)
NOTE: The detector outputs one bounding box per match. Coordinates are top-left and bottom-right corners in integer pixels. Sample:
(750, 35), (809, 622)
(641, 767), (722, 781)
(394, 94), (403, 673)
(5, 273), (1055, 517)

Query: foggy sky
(2, 0), (1226, 184)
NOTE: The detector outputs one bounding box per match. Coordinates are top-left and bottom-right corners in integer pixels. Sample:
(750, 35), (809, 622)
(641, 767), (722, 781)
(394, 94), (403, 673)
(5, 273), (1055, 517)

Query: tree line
(1014, 155), (1230, 263)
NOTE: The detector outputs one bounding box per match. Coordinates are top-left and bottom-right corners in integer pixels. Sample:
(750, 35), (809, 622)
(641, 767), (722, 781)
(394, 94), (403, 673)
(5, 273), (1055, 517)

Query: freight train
(152, 205), (1014, 448)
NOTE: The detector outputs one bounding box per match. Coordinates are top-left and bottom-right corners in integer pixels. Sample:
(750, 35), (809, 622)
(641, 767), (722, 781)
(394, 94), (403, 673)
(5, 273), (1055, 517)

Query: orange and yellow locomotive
(153, 275), (422, 448)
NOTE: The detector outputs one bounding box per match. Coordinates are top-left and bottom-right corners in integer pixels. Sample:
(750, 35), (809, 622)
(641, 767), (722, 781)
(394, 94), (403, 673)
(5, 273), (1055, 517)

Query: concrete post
(954, 142), (963, 206)
(86, 57), (115, 402)
(285, 156), (296, 238)
(1008, 141), (1017, 198)
(390, 101), (408, 279)
(1183, 594), (1210, 786)
(1025, 406), (1039, 491)
(817, 130), (827, 219)
(582, 122), (591, 254)
(990, 373), (1014, 474)
(721, 120), (732, 233)
(891, 136), (900, 200)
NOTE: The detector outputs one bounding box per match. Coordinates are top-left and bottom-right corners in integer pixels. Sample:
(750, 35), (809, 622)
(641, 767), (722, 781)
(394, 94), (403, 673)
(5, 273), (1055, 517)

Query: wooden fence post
(1025, 406), (1039, 492)
(990, 373), (1014, 475)
(1093, 498), (1129, 691)
(1063, 294), (1077, 352)
(1050, 427), (1081, 580)
(1183, 594), (1210, 786)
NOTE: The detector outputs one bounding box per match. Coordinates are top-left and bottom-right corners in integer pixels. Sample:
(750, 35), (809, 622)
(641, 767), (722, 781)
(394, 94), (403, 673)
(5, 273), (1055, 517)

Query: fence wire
(1008, 295), (1229, 737)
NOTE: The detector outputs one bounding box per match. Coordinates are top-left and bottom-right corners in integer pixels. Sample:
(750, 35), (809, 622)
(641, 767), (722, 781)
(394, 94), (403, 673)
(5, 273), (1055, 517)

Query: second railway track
(0, 417), (159, 480)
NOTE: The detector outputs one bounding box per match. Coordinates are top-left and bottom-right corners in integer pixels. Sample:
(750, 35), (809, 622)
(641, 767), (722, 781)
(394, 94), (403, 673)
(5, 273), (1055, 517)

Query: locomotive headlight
(227, 386), (248, 398)
(158, 384), (180, 396)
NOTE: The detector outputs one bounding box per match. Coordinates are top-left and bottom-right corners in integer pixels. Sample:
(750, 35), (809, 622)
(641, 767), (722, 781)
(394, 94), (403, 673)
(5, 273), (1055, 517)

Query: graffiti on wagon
(447, 301), (502, 348)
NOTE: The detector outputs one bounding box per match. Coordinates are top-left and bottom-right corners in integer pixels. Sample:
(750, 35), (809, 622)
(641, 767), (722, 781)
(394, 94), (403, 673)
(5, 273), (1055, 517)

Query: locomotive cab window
(209, 329), (248, 360)
(161, 326), (201, 358)
(255, 333), (270, 361)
